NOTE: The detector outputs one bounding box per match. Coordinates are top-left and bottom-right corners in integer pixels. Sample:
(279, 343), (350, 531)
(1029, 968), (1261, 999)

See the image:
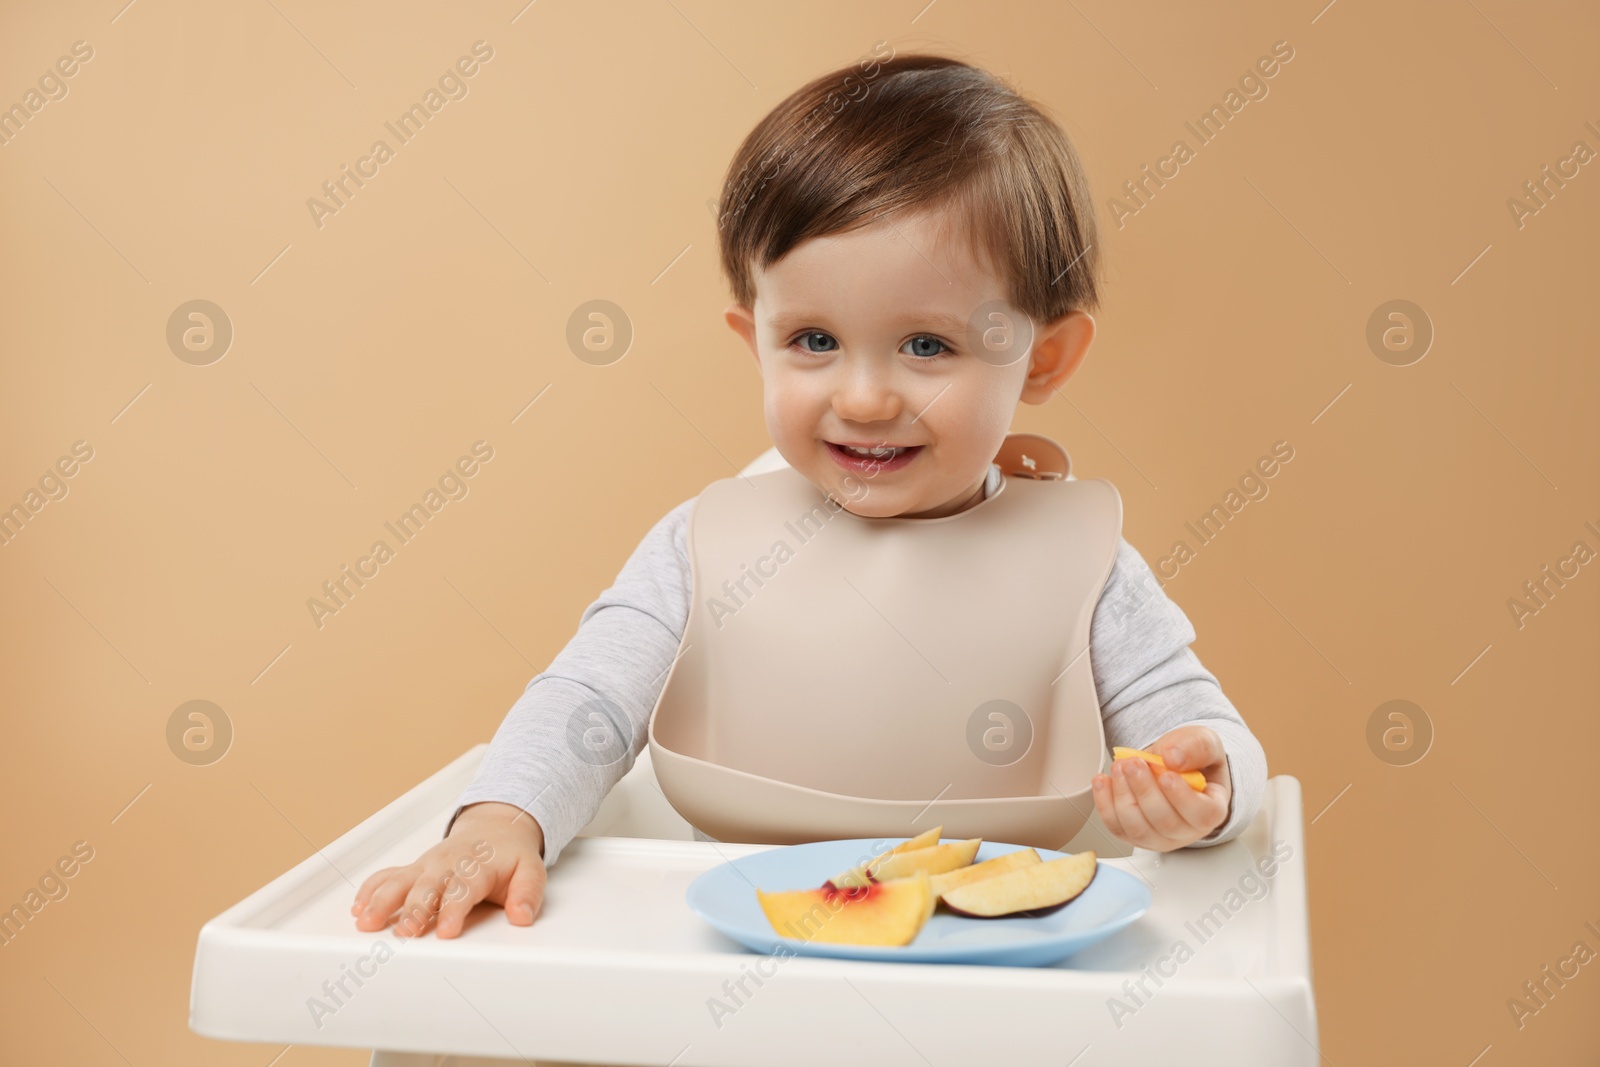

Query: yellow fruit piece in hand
(1112, 746), (1206, 791)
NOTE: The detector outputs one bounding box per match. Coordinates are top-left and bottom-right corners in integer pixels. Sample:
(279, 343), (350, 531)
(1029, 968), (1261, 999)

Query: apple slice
(872, 838), (982, 882)
(942, 851), (1097, 918)
(828, 838), (982, 890)
(825, 828), (943, 890)
(757, 869), (933, 946)
(826, 866), (877, 890)
(928, 848), (1042, 902)
(1112, 745), (1206, 791)
(891, 826), (943, 855)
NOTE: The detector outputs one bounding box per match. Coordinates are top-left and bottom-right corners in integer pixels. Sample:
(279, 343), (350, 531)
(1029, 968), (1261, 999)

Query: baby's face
(725, 205), (1084, 519)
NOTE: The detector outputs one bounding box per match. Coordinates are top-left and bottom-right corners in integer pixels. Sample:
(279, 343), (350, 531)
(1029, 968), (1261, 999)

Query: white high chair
(189, 446), (1320, 1067)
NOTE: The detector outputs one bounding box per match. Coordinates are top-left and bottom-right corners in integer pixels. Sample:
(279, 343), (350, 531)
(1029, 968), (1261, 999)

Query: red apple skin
(942, 863), (1098, 919)
(822, 873), (877, 892)
(819, 829), (948, 891)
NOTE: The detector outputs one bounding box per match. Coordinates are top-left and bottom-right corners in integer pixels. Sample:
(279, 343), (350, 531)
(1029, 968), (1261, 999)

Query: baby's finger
(1157, 727), (1226, 776)
(1156, 768), (1228, 834)
(354, 867), (418, 932)
(1109, 761), (1173, 849)
(501, 860), (548, 927)
(433, 868), (490, 939)
(1121, 760), (1191, 841)
(1091, 773), (1126, 840)
(393, 871), (451, 938)
(352, 866), (399, 915)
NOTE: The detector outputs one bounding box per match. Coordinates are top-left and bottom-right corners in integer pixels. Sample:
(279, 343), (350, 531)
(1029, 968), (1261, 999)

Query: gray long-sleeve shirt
(445, 464), (1269, 868)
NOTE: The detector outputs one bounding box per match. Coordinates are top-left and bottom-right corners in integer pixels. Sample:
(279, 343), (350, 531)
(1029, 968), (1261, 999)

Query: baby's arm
(353, 495), (698, 937)
(442, 493), (698, 869)
(1089, 538), (1269, 847)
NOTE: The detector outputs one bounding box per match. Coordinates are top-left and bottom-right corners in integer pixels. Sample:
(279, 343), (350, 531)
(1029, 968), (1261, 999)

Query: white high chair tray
(190, 746), (1318, 1067)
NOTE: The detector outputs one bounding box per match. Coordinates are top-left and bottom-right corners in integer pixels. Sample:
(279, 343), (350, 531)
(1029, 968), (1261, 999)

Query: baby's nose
(831, 373), (902, 422)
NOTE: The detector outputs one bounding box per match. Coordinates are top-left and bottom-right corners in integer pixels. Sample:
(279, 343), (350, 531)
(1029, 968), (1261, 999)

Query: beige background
(2, 0), (1597, 1064)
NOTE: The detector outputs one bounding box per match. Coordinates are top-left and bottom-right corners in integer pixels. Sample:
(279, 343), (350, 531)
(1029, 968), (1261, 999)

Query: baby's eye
(903, 335), (951, 359)
(787, 332), (953, 359)
(793, 331), (838, 354)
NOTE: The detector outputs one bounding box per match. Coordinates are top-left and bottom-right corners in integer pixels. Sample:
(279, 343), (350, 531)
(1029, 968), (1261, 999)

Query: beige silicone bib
(647, 433), (1122, 850)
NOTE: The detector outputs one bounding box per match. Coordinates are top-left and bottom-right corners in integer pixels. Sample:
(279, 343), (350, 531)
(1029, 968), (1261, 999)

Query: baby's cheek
(765, 388), (811, 444)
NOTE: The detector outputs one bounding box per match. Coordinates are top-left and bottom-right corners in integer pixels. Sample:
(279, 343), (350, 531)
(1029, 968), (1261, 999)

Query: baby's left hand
(1092, 725), (1232, 851)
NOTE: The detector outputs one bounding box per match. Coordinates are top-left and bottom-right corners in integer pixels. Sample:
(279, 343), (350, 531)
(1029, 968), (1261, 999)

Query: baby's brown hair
(715, 48), (1101, 326)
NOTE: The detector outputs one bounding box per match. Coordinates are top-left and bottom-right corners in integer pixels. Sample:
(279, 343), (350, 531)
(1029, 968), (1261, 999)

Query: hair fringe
(715, 49), (1101, 324)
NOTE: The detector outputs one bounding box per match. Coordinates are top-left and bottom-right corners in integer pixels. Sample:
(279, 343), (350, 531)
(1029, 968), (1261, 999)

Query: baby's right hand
(350, 801), (548, 938)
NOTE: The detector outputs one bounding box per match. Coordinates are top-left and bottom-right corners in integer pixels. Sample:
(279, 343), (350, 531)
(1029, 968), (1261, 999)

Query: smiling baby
(352, 48), (1268, 941)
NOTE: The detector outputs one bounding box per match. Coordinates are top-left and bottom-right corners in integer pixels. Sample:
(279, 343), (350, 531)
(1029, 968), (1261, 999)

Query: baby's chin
(828, 486), (942, 519)
(806, 478), (891, 515)
(835, 497), (899, 518)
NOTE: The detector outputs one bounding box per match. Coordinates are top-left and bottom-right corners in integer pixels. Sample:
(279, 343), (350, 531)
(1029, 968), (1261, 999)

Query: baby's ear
(1019, 310), (1094, 403)
(724, 304), (760, 360)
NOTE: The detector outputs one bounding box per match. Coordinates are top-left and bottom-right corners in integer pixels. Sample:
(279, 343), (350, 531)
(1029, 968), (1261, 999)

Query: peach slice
(757, 869), (933, 946)
(941, 851), (1097, 918)
(1112, 745), (1206, 791)
(928, 848), (1042, 902)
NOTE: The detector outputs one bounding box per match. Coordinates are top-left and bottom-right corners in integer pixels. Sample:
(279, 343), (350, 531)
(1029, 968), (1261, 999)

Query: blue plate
(686, 837), (1150, 967)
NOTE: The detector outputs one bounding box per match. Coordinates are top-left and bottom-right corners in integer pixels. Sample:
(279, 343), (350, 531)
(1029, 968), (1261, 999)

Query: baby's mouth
(823, 441), (925, 469)
(835, 443), (908, 459)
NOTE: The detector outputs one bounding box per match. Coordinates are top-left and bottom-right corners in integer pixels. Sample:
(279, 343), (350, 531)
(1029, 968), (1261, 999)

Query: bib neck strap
(994, 432), (1070, 480)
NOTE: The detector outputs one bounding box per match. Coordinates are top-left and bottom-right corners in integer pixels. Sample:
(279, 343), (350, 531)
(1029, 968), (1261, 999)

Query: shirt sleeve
(1090, 537), (1269, 847)
(442, 494), (696, 869)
